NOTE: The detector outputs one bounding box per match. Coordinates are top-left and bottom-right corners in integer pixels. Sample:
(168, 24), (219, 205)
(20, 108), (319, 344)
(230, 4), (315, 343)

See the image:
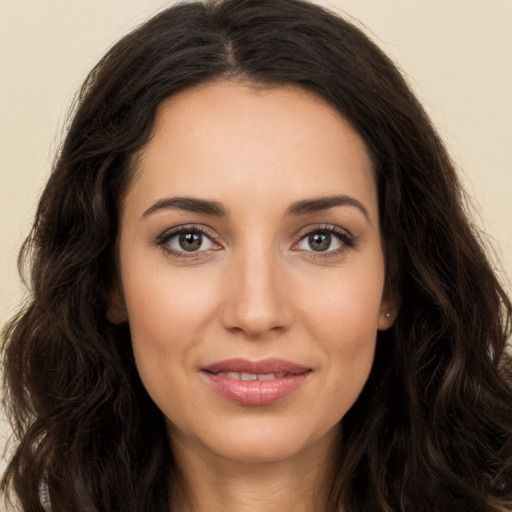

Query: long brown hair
(2, 0), (511, 510)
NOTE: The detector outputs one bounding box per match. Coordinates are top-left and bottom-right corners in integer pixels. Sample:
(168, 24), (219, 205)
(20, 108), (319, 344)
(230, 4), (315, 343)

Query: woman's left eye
(295, 228), (353, 254)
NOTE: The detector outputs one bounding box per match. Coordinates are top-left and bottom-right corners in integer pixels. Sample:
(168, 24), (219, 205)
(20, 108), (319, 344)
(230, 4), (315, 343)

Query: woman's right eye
(157, 227), (218, 257)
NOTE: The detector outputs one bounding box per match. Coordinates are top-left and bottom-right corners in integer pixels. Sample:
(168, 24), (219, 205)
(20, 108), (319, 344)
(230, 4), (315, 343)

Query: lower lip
(202, 371), (311, 405)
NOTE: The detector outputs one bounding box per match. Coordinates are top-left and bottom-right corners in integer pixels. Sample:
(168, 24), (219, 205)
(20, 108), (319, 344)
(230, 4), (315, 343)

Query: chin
(167, 413), (341, 466)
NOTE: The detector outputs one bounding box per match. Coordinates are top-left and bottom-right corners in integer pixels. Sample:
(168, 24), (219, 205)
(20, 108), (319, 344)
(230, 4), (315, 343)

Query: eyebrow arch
(142, 197), (227, 218)
(286, 195), (371, 223)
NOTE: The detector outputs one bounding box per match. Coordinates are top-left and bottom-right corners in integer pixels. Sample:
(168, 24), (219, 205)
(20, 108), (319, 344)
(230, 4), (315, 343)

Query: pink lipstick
(201, 358), (311, 405)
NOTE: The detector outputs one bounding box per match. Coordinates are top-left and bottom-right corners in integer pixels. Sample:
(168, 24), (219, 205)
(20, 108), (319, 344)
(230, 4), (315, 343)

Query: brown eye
(295, 228), (350, 254)
(179, 232), (203, 251)
(160, 228), (216, 254)
(307, 232), (332, 252)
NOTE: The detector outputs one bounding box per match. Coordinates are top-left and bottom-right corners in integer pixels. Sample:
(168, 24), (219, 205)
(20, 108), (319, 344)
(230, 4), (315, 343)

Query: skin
(112, 80), (397, 512)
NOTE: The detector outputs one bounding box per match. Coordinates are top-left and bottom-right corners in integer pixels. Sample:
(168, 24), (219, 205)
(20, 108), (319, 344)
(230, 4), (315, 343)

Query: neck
(169, 427), (341, 512)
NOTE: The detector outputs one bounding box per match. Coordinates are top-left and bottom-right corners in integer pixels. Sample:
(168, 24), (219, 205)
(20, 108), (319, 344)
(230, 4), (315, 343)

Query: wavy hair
(2, 0), (511, 510)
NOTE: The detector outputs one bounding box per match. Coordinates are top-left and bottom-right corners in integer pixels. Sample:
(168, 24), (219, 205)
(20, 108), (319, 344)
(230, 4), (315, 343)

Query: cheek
(121, 259), (221, 386)
(124, 252), (219, 326)
(297, 260), (384, 409)
(300, 259), (385, 344)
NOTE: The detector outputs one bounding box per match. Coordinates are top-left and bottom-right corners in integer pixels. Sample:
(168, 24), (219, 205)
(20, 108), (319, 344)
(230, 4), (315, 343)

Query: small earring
(385, 313), (391, 319)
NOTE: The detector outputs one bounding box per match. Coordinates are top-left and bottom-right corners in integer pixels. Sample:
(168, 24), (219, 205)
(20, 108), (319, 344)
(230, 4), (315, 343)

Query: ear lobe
(377, 289), (400, 331)
(377, 310), (395, 331)
(107, 283), (128, 324)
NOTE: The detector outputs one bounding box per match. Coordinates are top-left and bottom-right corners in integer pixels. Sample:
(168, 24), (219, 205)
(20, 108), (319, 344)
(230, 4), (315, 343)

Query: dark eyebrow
(286, 195), (371, 223)
(142, 197), (227, 218)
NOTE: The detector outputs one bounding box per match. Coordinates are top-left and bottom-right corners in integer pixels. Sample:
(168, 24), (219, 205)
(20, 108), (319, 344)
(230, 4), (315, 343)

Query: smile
(201, 358), (312, 405)
(214, 371), (287, 380)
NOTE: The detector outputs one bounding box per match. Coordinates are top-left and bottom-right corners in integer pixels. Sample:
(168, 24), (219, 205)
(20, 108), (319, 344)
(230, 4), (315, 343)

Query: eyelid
(295, 223), (353, 240)
(292, 224), (356, 255)
(156, 224), (222, 258)
(154, 223), (356, 260)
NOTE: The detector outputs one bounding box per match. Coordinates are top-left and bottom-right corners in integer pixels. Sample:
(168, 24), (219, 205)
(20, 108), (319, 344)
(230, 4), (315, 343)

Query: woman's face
(114, 81), (395, 464)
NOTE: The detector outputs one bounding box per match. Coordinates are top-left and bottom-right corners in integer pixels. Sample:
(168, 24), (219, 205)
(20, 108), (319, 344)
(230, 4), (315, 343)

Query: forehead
(123, 80), (377, 220)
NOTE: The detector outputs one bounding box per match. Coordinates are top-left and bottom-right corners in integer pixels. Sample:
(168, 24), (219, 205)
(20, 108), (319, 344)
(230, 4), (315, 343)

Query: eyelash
(155, 224), (356, 260)
(156, 225), (219, 260)
(294, 224), (356, 259)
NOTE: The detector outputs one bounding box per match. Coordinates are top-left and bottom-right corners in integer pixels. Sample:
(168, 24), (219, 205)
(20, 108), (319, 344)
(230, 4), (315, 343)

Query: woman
(2, 0), (511, 510)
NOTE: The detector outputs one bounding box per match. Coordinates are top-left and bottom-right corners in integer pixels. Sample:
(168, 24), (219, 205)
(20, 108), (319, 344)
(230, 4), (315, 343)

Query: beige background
(1, 0), (511, 486)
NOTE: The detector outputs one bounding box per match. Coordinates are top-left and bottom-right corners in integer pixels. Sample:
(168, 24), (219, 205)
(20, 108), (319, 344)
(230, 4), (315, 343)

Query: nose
(220, 247), (293, 339)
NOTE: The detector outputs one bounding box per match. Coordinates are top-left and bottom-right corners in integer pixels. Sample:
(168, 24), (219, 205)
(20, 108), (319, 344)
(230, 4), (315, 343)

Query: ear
(377, 286), (400, 331)
(106, 281), (128, 324)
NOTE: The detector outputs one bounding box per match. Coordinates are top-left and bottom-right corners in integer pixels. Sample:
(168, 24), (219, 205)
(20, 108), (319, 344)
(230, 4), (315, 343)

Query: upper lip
(202, 358), (311, 375)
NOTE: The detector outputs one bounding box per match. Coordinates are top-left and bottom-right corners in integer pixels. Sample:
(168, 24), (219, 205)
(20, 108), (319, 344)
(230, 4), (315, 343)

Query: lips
(201, 358), (312, 405)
